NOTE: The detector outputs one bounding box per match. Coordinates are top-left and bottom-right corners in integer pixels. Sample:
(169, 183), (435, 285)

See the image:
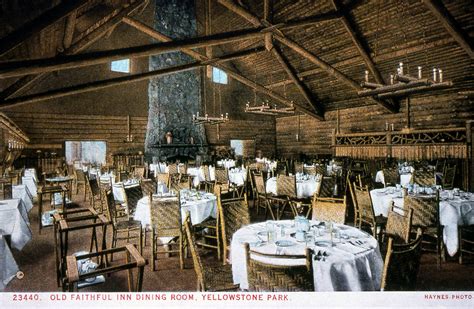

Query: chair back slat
(353, 184), (376, 224)
(244, 243), (314, 292)
(149, 194), (181, 237)
(124, 185), (143, 217)
(311, 196), (346, 223)
(219, 194), (250, 244)
(386, 206), (413, 243)
(442, 165), (456, 190)
(276, 175), (296, 198)
(404, 192), (439, 228)
(215, 168), (229, 184)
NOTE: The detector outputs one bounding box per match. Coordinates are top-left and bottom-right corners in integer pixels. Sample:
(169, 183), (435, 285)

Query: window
(65, 141), (106, 165)
(212, 67), (228, 84)
(111, 59), (130, 73)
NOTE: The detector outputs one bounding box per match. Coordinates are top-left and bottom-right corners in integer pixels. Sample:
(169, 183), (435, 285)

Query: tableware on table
(275, 240), (296, 247)
(396, 184), (401, 190)
(314, 240), (332, 248)
(266, 221), (276, 244)
(305, 233), (314, 246)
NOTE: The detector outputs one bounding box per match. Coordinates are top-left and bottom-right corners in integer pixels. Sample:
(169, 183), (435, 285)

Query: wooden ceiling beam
(330, 0), (398, 111)
(62, 11), (77, 50)
(0, 47), (262, 110)
(0, 28), (265, 79)
(263, 0), (273, 23)
(422, 0), (473, 59)
(216, 0), (398, 114)
(0, 0), (148, 102)
(0, 0), (90, 58)
(123, 18), (321, 119)
(271, 47), (324, 118)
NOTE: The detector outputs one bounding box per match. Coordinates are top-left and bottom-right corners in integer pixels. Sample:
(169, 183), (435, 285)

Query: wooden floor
(4, 189), (474, 292)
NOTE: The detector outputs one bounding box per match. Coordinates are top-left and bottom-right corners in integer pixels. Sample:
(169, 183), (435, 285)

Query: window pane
(111, 59), (130, 73)
(212, 67), (227, 84)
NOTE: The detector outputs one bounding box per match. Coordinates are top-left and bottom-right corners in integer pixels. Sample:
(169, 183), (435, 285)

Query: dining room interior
(0, 0), (473, 294)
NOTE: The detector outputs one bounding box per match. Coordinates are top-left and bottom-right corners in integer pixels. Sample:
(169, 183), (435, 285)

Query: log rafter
(421, 0), (473, 59)
(122, 18), (322, 120)
(0, 0), (149, 101)
(215, 0), (398, 114)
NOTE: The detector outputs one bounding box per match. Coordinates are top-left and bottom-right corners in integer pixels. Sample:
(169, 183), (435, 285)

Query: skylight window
(111, 59), (130, 73)
(212, 67), (228, 84)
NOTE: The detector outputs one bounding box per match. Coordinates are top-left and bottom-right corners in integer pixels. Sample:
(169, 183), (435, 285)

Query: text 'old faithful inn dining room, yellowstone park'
(0, 0), (473, 307)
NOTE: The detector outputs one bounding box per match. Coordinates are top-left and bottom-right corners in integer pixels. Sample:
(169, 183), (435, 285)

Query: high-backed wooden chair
(352, 183), (387, 239)
(412, 170), (436, 187)
(155, 172), (170, 191)
(183, 213), (238, 291)
(380, 228), (423, 291)
(123, 184), (143, 218)
(382, 168), (399, 187)
(214, 167), (230, 195)
(170, 175), (191, 192)
(404, 191), (442, 267)
(294, 161), (304, 174)
(318, 176), (336, 198)
(254, 172), (275, 220)
(104, 189), (142, 256)
(74, 169), (87, 200)
(311, 196), (347, 224)
(459, 225), (474, 264)
(140, 179), (156, 197)
(87, 175), (103, 213)
(149, 193), (183, 271)
(385, 205), (413, 244)
(267, 174), (296, 220)
(132, 166), (146, 180)
(442, 165), (456, 190)
(219, 192), (250, 264)
(200, 165), (214, 192)
(244, 243), (314, 292)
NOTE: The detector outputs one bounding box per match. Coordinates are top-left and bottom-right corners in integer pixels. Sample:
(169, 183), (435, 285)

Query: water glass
(266, 221), (276, 244)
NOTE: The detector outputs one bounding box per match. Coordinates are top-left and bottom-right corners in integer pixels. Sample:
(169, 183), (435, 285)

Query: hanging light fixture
(245, 66), (295, 116)
(359, 0), (452, 98)
(193, 79), (229, 125)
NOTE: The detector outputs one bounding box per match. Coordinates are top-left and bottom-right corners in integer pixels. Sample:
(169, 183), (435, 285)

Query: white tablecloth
(375, 171), (412, 187)
(266, 177), (319, 199)
(0, 235), (19, 291)
(370, 188), (474, 256)
(99, 173), (116, 185)
(22, 176), (37, 198)
(0, 199), (32, 250)
(112, 182), (140, 203)
(228, 169), (247, 186)
(231, 220), (383, 291)
(12, 185), (34, 212)
(134, 192), (217, 226)
(217, 159), (235, 169)
(149, 163), (168, 175)
(24, 169), (37, 182)
(187, 167), (215, 188)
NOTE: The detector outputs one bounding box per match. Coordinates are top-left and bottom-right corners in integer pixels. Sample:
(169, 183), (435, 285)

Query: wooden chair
(442, 165), (456, 190)
(132, 166), (146, 180)
(352, 183), (387, 240)
(74, 169), (87, 201)
(86, 175), (103, 213)
(294, 161), (304, 174)
(311, 196), (347, 224)
(155, 172), (170, 191)
(267, 174), (296, 220)
(303, 165), (317, 176)
(254, 172), (276, 220)
(123, 184), (143, 218)
(64, 244), (145, 292)
(385, 205), (413, 244)
(347, 177), (360, 226)
(140, 179), (156, 197)
(318, 176), (336, 198)
(218, 190), (250, 264)
(201, 165), (215, 192)
(170, 174), (191, 192)
(459, 225), (474, 264)
(404, 191), (443, 267)
(183, 213), (238, 291)
(0, 177), (12, 200)
(382, 168), (399, 187)
(193, 185), (222, 260)
(214, 167), (230, 195)
(104, 189), (142, 256)
(149, 193), (183, 271)
(98, 175), (113, 191)
(412, 170), (436, 187)
(380, 228), (423, 291)
(244, 243), (314, 292)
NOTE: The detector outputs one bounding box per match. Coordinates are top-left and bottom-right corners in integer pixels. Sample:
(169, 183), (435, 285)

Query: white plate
(314, 241), (332, 247)
(275, 240), (296, 247)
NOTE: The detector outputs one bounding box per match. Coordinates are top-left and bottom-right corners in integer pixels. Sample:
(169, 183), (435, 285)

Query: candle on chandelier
(390, 74), (394, 84)
(385, 122), (389, 131)
(433, 68), (437, 82)
(225, 113), (229, 119)
(438, 69), (443, 82)
(399, 62), (404, 75)
(391, 123), (394, 131)
(365, 70), (369, 82)
(418, 66), (422, 79)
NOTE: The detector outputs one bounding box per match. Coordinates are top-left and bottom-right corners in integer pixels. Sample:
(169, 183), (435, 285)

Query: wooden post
(406, 97), (411, 130)
(466, 120), (473, 191)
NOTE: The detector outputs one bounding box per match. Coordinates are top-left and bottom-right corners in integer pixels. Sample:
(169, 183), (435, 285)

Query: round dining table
(231, 220), (383, 291)
(370, 187), (474, 256)
(134, 190), (217, 226)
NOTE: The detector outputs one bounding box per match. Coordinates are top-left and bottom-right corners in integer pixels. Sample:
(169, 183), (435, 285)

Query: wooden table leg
(38, 192), (43, 234)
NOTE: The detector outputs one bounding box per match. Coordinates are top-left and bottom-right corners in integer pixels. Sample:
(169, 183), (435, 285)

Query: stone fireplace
(145, 0), (207, 162)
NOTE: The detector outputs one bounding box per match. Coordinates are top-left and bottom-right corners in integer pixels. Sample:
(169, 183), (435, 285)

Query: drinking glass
(266, 221), (276, 244)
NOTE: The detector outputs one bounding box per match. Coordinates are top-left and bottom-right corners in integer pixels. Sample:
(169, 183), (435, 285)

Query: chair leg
(179, 235), (184, 270)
